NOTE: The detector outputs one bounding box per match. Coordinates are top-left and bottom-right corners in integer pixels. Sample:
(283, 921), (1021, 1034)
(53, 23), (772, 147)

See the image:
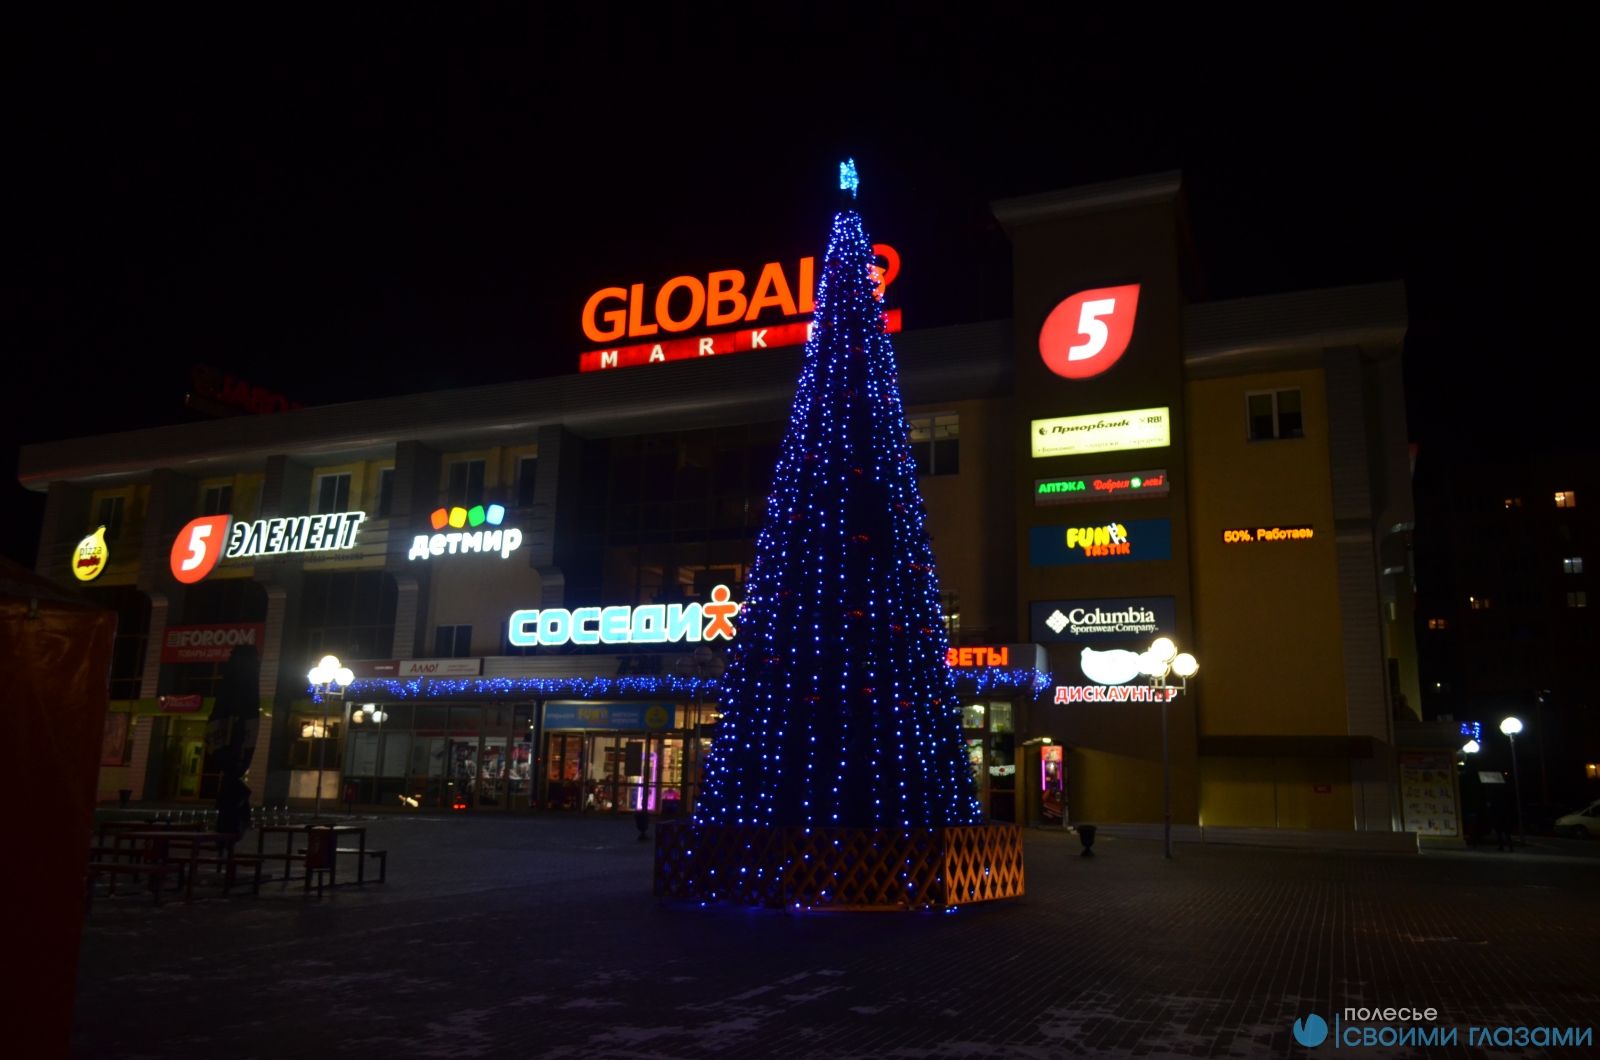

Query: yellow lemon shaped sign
(72, 526), (110, 582)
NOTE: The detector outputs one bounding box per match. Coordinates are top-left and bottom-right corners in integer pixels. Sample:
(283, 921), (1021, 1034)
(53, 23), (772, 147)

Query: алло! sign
(1036, 469), (1168, 506)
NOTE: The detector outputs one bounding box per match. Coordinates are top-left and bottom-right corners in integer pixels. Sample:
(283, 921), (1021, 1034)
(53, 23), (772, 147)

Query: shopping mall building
(21, 171), (1430, 834)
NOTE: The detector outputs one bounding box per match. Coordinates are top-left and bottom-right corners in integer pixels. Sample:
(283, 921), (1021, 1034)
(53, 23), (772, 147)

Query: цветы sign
(1031, 408), (1169, 458)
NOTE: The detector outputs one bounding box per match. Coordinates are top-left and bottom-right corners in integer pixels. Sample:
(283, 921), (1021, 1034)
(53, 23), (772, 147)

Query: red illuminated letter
(870, 244), (900, 299)
(627, 283), (658, 337)
(743, 261), (799, 321)
(582, 287), (628, 343)
(655, 276), (705, 333)
(798, 257), (815, 313)
(706, 270), (747, 327)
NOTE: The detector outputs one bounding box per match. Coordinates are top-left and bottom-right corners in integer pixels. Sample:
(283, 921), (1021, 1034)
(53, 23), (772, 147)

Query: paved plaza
(72, 814), (1599, 1058)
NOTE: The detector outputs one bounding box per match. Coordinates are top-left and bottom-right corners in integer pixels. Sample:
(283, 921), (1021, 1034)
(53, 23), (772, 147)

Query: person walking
(1490, 792), (1516, 852)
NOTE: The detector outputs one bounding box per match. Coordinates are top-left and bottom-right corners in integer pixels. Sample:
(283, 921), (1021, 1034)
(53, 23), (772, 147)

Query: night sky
(3, 7), (1589, 566)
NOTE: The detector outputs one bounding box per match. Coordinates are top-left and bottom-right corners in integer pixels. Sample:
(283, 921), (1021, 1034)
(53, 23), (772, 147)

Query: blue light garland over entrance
(694, 202), (983, 829)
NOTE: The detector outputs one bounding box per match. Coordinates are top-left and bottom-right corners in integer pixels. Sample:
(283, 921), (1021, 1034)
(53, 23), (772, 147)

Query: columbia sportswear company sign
(170, 512), (367, 583)
(1031, 597), (1176, 643)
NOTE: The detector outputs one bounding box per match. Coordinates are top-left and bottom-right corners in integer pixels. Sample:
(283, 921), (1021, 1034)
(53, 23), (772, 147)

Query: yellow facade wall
(912, 398), (1017, 643)
(1184, 368), (1350, 738)
(1200, 757), (1353, 830)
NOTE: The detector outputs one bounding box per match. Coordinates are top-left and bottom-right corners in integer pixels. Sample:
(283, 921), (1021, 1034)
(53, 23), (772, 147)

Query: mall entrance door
(542, 731), (688, 814)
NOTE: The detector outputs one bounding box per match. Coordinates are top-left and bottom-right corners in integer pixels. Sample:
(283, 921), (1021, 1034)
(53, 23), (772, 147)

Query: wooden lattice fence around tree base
(653, 821), (1024, 911)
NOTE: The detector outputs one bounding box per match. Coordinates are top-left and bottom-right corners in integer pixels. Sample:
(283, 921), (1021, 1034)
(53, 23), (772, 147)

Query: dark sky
(3, 7), (1591, 565)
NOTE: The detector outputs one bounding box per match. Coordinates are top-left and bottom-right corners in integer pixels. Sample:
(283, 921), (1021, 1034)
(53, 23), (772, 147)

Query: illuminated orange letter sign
(582, 287), (628, 343)
(744, 261), (798, 320)
(706, 270), (747, 327)
(655, 276), (705, 332)
(627, 283), (657, 337)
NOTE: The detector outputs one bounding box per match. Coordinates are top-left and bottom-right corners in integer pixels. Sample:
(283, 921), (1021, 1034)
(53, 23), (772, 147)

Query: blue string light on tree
(693, 166), (982, 830)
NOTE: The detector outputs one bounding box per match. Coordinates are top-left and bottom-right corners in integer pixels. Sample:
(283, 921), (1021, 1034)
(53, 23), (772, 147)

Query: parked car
(1554, 800), (1600, 839)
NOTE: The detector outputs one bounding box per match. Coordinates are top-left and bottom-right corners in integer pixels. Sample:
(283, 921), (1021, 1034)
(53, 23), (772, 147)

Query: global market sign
(578, 246), (901, 373)
(508, 586), (740, 647)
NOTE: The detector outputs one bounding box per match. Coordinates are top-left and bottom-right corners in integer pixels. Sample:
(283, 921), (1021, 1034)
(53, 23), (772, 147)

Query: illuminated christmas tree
(695, 197), (982, 830)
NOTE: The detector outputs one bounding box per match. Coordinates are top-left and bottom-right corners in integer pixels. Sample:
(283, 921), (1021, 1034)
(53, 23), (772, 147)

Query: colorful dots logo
(430, 504), (504, 530)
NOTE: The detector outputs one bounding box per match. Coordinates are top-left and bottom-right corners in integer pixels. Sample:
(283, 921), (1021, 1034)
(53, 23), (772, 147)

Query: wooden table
(110, 831), (239, 903)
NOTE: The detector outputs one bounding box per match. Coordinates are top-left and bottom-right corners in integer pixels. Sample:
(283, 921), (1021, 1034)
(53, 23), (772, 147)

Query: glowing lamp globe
(1172, 653), (1198, 678)
(1461, 739), (1481, 754)
(319, 655), (340, 672)
(1500, 717), (1523, 735)
(1149, 638), (1177, 663)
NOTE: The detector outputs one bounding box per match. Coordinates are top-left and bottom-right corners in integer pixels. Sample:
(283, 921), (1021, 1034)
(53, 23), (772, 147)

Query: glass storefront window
(961, 703), (986, 729)
(989, 702), (1013, 734)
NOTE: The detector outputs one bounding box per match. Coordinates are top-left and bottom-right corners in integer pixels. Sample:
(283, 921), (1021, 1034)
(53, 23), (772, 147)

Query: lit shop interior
(296, 694), (721, 814)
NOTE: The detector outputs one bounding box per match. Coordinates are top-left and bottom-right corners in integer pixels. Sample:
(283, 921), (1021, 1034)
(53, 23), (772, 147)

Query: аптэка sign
(1035, 469), (1168, 506)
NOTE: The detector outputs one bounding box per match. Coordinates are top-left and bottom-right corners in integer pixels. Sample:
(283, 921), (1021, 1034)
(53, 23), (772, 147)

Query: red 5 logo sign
(1038, 283), (1141, 379)
(170, 515), (231, 583)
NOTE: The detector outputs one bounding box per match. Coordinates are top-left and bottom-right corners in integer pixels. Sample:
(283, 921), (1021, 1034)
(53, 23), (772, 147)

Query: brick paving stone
(70, 815), (1600, 1059)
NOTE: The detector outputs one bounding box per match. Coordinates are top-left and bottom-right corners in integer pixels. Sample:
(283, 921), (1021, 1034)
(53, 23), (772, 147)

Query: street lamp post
(1140, 638), (1198, 859)
(307, 655), (354, 820)
(1500, 716), (1526, 847)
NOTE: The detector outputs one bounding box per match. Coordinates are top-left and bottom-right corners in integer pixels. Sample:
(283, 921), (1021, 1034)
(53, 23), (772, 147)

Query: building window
(377, 468), (394, 518)
(1586, 763), (1599, 780)
(1568, 592), (1587, 609)
(299, 571), (398, 663)
(434, 624), (473, 658)
(1504, 497), (1523, 509)
(909, 414), (960, 476)
(1427, 618), (1449, 630)
(447, 460), (486, 508)
(1469, 597), (1491, 610)
(517, 456), (539, 507)
(201, 484), (232, 516)
(939, 590), (960, 642)
(1246, 389), (1304, 442)
(317, 473), (352, 514)
(1555, 490), (1578, 508)
(1563, 557), (1584, 574)
(96, 495), (125, 542)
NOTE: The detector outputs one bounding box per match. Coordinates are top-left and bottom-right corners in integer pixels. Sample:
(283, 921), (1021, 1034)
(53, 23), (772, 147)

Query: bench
(84, 861), (181, 908)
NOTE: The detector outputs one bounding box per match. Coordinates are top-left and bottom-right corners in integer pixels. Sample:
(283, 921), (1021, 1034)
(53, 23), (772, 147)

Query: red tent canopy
(0, 556), (115, 1058)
